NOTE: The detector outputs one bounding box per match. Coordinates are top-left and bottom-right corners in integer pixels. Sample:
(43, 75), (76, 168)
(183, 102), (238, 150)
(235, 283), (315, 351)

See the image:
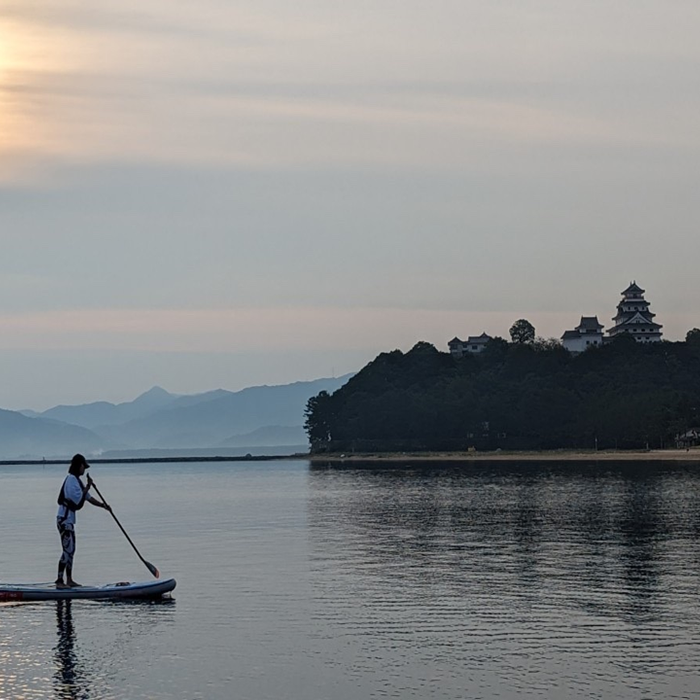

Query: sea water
(1, 459), (700, 699)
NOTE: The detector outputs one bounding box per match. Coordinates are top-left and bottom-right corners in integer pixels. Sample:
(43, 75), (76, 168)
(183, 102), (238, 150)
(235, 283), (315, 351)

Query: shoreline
(0, 455), (294, 466)
(307, 448), (700, 463)
(2, 448), (700, 466)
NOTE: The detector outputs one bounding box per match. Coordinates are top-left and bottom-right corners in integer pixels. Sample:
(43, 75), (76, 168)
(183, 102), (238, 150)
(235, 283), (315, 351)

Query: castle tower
(607, 282), (663, 343)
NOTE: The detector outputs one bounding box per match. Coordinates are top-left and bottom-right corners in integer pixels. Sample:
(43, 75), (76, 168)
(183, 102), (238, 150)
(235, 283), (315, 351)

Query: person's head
(68, 453), (89, 476)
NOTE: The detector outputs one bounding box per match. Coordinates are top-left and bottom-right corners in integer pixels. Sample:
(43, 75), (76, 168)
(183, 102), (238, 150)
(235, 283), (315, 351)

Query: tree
(308, 336), (700, 453)
(509, 319), (535, 344)
(686, 328), (700, 346)
(304, 391), (333, 450)
(481, 336), (509, 360)
(533, 337), (563, 351)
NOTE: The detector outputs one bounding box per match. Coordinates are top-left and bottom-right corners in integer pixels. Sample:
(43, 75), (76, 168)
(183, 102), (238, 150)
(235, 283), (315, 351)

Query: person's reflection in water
(54, 600), (89, 700)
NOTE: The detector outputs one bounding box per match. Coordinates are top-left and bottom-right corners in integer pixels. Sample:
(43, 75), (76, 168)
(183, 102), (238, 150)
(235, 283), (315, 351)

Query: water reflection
(51, 597), (176, 700)
(307, 461), (700, 623)
(54, 601), (87, 700)
(305, 462), (700, 698)
(618, 477), (662, 620)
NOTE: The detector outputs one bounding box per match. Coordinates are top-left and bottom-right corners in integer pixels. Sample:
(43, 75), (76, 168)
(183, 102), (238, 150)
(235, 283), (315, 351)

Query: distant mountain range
(1, 374), (353, 460)
(0, 408), (105, 459)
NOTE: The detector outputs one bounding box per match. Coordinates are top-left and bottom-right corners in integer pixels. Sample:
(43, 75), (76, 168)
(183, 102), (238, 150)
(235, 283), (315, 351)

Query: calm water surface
(1, 459), (700, 699)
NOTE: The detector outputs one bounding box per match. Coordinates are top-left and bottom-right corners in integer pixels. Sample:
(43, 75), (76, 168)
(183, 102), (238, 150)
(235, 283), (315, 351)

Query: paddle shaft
(89, 480), (160, 579)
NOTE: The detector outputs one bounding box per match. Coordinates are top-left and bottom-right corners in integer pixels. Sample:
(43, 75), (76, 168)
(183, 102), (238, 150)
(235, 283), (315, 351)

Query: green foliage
(686, 328), (700, 346)
(304, 391), (333, 450)
(509, 319), (535, 344)
(304, 337), (700, 453)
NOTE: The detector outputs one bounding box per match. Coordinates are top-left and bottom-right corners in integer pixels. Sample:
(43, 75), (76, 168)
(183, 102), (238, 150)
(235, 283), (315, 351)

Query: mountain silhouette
(94, 375), (353, 449)
(39, 386), (179, 429)
(3, 374), (353, 458)
(0, 408), (105, 459)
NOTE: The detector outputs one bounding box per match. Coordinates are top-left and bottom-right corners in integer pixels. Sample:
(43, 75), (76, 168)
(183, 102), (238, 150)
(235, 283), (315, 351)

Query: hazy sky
(1, 0), (699, 409)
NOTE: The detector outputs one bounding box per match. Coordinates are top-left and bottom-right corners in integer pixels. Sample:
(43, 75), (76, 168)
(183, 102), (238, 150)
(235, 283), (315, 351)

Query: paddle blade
(146, 561), (160, 579)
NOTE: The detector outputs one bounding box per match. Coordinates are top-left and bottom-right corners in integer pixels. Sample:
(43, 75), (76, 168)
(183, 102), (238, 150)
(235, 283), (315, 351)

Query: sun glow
(0, 24), (19, 78)
(0, 21), (34, 165)
(0, 19), (39, 91)
(0, 13), (155, 178)
(0, 18), (70, 180)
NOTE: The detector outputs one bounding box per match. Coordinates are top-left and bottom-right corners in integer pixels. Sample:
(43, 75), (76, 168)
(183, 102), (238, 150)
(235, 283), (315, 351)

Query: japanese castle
(448, 282), (663, 357)
(607, 281), (663, 342)
(561, 281), (662, 352)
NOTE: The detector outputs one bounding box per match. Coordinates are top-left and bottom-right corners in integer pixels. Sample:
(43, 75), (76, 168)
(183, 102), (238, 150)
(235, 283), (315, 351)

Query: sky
(1, 0), (699, 410)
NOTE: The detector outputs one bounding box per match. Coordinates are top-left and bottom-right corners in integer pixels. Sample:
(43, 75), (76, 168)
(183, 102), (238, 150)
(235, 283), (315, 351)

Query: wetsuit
(56, 475), (89, 580)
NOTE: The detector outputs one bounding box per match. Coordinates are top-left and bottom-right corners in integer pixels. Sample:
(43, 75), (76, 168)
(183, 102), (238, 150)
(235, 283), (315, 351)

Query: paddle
(88, 477), (160, 579)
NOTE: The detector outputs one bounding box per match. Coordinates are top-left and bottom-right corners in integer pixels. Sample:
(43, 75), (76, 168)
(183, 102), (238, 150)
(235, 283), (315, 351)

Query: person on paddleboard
(55, 453), (111, 588)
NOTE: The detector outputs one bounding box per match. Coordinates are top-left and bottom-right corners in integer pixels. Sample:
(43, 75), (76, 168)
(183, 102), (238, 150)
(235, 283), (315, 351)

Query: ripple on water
(3, 461), (700, 700)
(306, 462), (700, 699)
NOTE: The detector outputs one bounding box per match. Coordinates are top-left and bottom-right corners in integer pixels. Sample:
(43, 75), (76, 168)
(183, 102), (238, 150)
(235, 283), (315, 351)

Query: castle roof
(577, 316), (604, 331)
(614, 312), (662, 329)
(614, 307), (655, 320)
(622, 281), (645, 296)
(467, 333), (492, 343)
(562, 316), (604, 341)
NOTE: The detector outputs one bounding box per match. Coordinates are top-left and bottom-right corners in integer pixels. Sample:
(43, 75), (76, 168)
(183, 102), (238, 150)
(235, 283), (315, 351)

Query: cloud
(0, 306), (512, 352)
(0, 3), (262, 42)
(2, 0), (699, 176)
(1, 160), (698, 326)
(0, 0), (698, 409)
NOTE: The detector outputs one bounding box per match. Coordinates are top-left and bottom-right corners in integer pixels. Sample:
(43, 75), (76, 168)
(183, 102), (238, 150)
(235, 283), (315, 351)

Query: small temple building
(607, 281), (663, 343)
(561, 316), (605, 353)
(448, 333), (492, 357)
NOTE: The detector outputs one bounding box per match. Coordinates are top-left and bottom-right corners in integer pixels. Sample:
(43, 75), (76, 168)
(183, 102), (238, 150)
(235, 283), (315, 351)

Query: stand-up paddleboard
(0, 578), (176, 602)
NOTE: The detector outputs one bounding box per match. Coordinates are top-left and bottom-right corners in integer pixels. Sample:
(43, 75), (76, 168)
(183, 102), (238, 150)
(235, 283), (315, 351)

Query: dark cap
(69, 453), (90, 473)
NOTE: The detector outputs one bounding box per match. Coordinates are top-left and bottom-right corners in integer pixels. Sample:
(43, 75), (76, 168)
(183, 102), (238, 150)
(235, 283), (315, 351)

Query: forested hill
(304, 335), (700, 453)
